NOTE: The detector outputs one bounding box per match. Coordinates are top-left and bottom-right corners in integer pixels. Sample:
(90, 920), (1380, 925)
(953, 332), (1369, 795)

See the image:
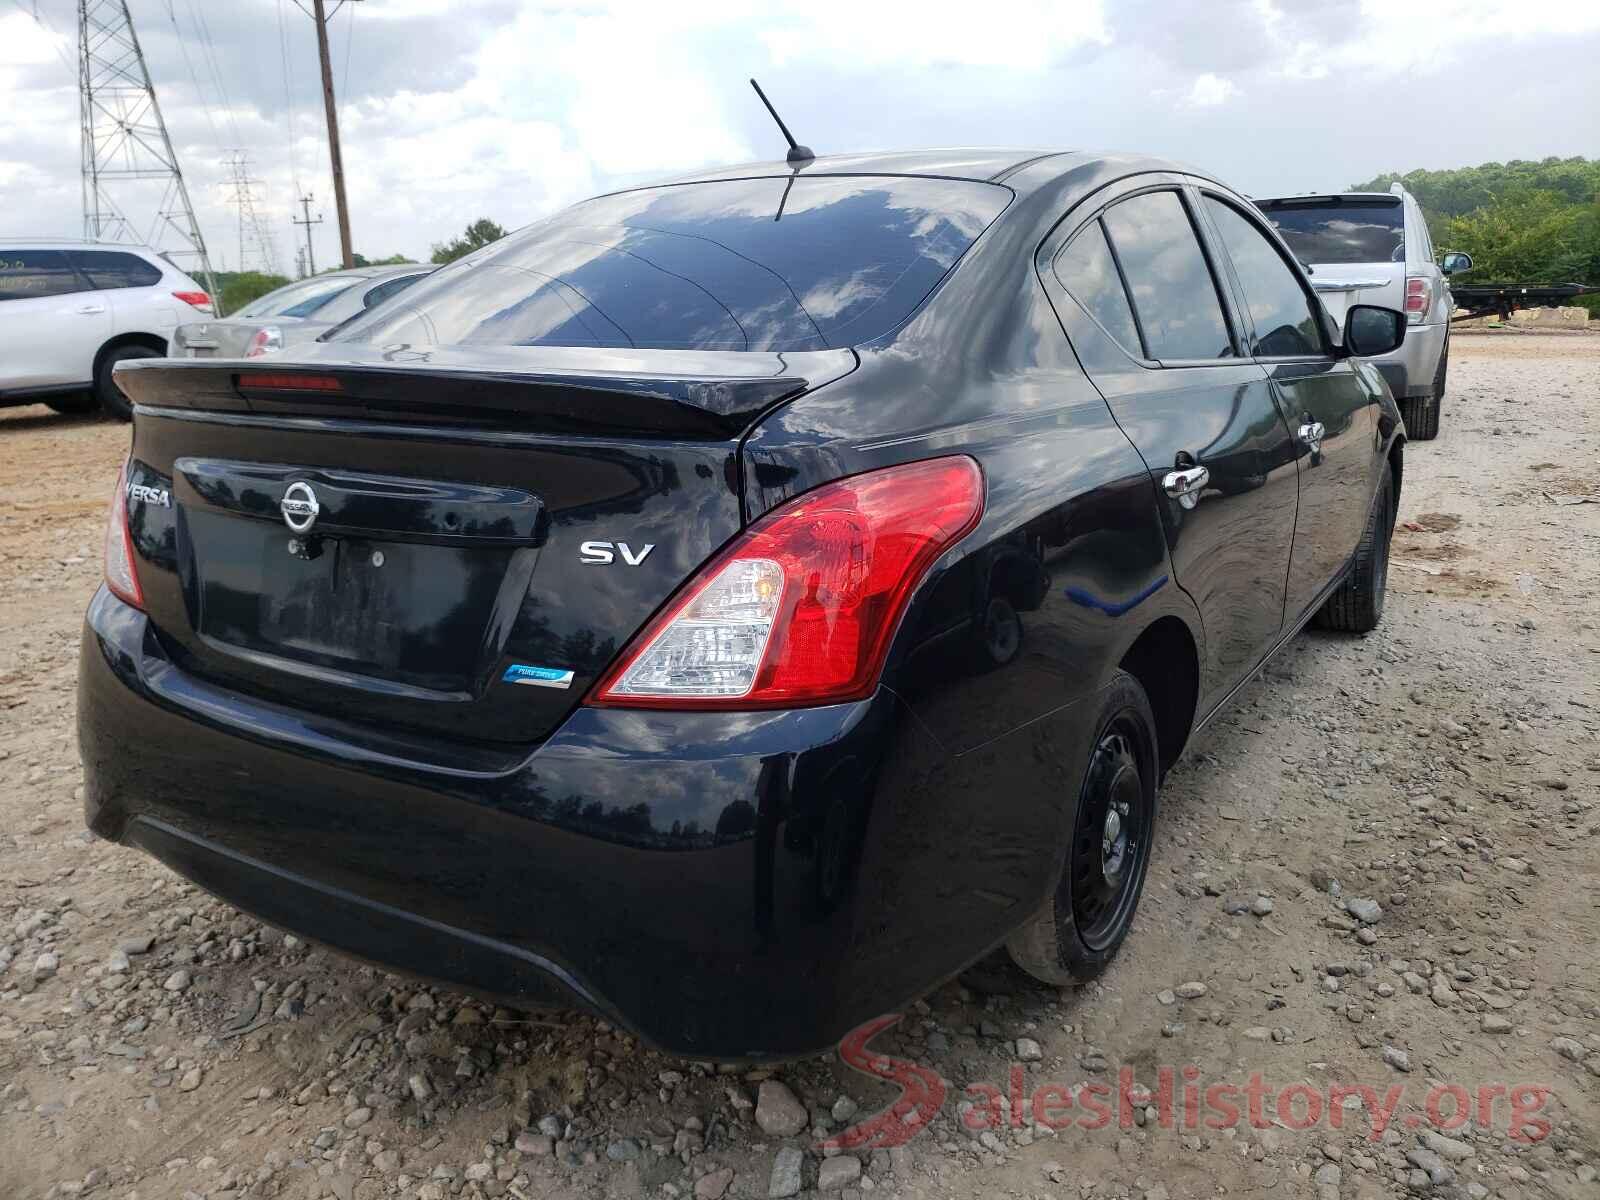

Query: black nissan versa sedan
(79, 149), (1408, 1059)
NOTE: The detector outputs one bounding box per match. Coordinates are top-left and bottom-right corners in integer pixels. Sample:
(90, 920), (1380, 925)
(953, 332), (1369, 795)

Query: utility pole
(292, 193), (323, 276)
(305, 0), (357, 269)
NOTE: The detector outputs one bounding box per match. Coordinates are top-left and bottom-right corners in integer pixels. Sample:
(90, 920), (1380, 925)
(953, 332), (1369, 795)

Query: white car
(0, 240), (214, 420)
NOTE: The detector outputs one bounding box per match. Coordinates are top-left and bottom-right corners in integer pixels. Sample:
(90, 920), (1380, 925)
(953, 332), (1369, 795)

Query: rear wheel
(1314, 468), (1393, 633)
(1007, 670), (1159, 984)
(1398, 340), (1446, 441)
(45, 392), (99, 415)
(95, 343), (162, 421)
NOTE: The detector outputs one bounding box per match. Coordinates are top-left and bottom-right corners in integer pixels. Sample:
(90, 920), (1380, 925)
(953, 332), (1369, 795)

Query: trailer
(1450, 283), (1597, 322)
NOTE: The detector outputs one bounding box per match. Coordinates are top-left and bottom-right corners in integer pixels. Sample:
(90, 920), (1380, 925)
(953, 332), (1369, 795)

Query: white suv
(1254, 183), (1471, 441)
(0, 241), (214, 420)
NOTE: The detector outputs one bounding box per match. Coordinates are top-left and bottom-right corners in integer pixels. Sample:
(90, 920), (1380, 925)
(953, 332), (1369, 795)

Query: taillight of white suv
(173, 290), (213, 314)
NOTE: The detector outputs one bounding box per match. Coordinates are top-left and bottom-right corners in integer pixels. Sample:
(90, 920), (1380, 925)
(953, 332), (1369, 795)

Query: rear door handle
(75, 303), (106, 315)
(1161, 465), (1210, 510)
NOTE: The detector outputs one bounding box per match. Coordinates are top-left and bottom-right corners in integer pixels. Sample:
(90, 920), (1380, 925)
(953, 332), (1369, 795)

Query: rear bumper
(79, 587), (1089, 1058)
(1373, 320), (1447, 400)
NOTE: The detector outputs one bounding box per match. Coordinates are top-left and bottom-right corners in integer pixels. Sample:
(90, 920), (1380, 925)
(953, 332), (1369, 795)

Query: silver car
(1255, 183), (1471, 440)
(171, 264), (431, 359)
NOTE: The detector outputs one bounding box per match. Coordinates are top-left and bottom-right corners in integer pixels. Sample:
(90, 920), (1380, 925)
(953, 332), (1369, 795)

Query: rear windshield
(331, 176), (1009, 352)
(1257, 199), (1404, 265)
(237, 275), (362, 319)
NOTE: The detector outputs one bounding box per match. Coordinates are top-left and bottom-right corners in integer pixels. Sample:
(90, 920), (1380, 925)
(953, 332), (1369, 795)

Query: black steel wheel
(1007, 669), (1159, 983)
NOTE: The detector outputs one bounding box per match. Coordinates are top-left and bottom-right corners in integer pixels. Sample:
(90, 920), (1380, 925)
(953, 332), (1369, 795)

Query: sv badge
(580, 540), (655, 566)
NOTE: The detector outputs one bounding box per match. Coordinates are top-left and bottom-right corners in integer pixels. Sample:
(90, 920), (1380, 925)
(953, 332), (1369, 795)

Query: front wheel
(1007, 670), (1159, 984)
(95, 344), (162, 421)
(1314, 468), (1393, 633)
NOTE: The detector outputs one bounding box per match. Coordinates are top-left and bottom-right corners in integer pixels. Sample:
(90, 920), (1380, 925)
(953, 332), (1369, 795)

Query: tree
(430, 218), (508, 265)
(351, 253), (415, 267)
(217, 271), (291, 314)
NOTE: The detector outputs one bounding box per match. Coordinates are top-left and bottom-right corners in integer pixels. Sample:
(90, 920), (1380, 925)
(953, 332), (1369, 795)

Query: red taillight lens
(1404, 276), (1431, 324)
(173, 290), (211, 309)
(104, 461), (145, 610)
(590, 456), (984, 710)
(235, 372), (342, 392)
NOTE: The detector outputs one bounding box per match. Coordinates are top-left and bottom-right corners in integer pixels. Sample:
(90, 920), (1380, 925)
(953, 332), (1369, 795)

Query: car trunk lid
(115, 345), (854, 746)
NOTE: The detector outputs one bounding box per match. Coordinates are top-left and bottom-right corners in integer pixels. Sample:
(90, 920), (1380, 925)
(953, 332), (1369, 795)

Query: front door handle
(1162, 465), (1210, 510)
(1298, 420), (1326, 446)
(75, 303), (106, 315)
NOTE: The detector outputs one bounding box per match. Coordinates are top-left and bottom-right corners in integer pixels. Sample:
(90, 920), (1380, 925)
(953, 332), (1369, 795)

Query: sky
(1, 0), (1596, 279)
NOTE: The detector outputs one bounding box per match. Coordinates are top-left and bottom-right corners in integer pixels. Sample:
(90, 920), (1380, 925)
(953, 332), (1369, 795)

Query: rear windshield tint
(237, 275), (362, 319)
(1257, 200), (1404, 265)
(331, 176), (1009, 352)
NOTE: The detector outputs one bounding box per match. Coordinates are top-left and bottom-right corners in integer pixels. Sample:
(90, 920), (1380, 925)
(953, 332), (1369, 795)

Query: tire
(95, 343), (162, 421)
(1006, 670), (1159, 984)
(1398, 340), (1446, 441)
(1314, 468), (1393, 634)
(44, 392), (99, 415)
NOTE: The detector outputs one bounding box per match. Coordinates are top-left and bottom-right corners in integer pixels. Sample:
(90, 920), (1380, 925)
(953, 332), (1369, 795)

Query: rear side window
(331, 176), (1010, 351)
(1258, 200), (1404, 264)
(68, 250), (162, 290)
(236, 275), (361, 319)
(1101, 192), (1233, 361)
(1203, 198), (1324, 358)
(1054, 221), (1143, 358)
(360, 272), (424, 311)
(0, 250), (84, 300)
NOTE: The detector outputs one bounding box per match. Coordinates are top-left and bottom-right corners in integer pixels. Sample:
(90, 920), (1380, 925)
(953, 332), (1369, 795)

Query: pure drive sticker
(502, 664), (575, 689)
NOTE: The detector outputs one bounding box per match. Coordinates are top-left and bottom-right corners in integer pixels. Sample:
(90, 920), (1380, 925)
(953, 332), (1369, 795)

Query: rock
(1314, 1164), (1342, 1187)
(118, 934), (155, 956)
(373, 1149), (400, 1173)
(1430, 975), (1457, 1008)
(1420, 1131), (1474, 1162)
(1015, 1037), (1044, 1062)
(606, 1138), (642, 1162)
(407, 1073), (432, 1103)
(177, 1067), (202, 1092)
(1382, 1046), (1411, 1073)
(104, 948), (130, 974)
(831, 1096), (859, 1122)
(695, 1167), (735, 1200)
(1175, 981), (1207, 999)
(1345, 898), (1383, 924)
(1406, 1146), (1454, 1187)
(162, 969), (191, 993)
(1243, 1026), (1271, 1041)
(1550, 1036), (1587, 1062)
(818, 1156), (861, 1191)
(464, 1162), (492, 1182)
(755, 1080), (809, 1137)
(1499, 857), (1533, 875)
(769, 1147), (804, 1198)
(1156, 989), (1177, 1006)
(343, 1106), (373, 1129)
(1480, 1014), (1512, 1035)
(1221, 895), (1252, 915)
(1309, 866), (1338, 893)
(1402, 971), (1428, 994)
(1250, 896), (1275, 917)
(515, 1131), (553, 1155)
(32, 952), (58, 981)
(537, 1114), (564, 1137)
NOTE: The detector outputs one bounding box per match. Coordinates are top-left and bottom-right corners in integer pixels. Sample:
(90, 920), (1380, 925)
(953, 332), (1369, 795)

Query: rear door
(1040, 182), (1300, 711)
(69, 249), (178, 340)
(0, 250), (108, 389)
(1196, 190), (1383, 621)
(1256, 196), (1405, 327)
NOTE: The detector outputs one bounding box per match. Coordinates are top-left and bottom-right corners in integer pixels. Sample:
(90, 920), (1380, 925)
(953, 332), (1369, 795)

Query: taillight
(104, 461), (145, 610)
(1404, 276), (1431, 325)
(245, 326), (283, 357)
(590, 456), (984, 710)
(236, 371), (343, 392)
(173, 290), (212, 310)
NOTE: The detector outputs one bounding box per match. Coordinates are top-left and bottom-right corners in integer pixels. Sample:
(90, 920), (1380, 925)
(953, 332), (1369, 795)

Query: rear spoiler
(116, 345), (857, 440)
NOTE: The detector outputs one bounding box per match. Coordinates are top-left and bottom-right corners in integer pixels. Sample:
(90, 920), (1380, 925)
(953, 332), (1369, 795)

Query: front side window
(0, 250), (84, 301)
(1203, 198), (1324, 358)
(331, 176), (1010, 351)
(1258, 199), (1404, 264)
(68, 250), (162, 290)
(1100, 191), (1233, 361)
(1054, 220), (1144, 358)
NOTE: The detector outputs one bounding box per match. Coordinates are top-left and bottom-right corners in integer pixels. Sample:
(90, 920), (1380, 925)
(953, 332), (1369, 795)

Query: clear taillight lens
(245, 326), (283, 357)
(1405, 276), (1431, 325)
(590, 456), (984, 710)
(104, 461), (144, 610)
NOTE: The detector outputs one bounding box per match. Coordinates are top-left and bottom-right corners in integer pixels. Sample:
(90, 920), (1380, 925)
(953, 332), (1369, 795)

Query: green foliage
(1349, 157), (1600, 287)
(214, 270), (291, 315)
(352, 253), (414, 267)
(430, 218), (508, 265)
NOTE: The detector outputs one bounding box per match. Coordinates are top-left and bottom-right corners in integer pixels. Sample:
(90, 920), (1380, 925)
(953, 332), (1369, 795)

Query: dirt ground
(2, 332), (1596, 1200)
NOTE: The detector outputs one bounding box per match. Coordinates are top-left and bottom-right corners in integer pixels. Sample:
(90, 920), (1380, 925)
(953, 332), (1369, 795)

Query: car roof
(0, 239), (173, 256)
(1254, 192), (1401, 204)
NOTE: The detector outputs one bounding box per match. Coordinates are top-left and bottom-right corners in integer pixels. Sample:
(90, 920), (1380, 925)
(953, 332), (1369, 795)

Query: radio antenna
(749, 78), (814, 165)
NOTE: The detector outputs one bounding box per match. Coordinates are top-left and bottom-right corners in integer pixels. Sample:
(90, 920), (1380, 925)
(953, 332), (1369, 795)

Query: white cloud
(1184, 73), (1238, 107)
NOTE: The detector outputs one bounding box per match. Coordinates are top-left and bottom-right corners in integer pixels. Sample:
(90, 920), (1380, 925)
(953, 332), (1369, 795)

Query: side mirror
(1343, 305), (1406, 358)
(1440, 251), (1473, 276)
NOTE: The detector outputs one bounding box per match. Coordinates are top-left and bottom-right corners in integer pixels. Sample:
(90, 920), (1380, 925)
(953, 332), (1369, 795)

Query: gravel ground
(1, 332), (1596, 1200)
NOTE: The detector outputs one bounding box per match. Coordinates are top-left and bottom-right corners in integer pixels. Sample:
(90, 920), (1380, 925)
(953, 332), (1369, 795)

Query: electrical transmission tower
(78, 0), (220, 302)
(223, 152), (279, 275)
